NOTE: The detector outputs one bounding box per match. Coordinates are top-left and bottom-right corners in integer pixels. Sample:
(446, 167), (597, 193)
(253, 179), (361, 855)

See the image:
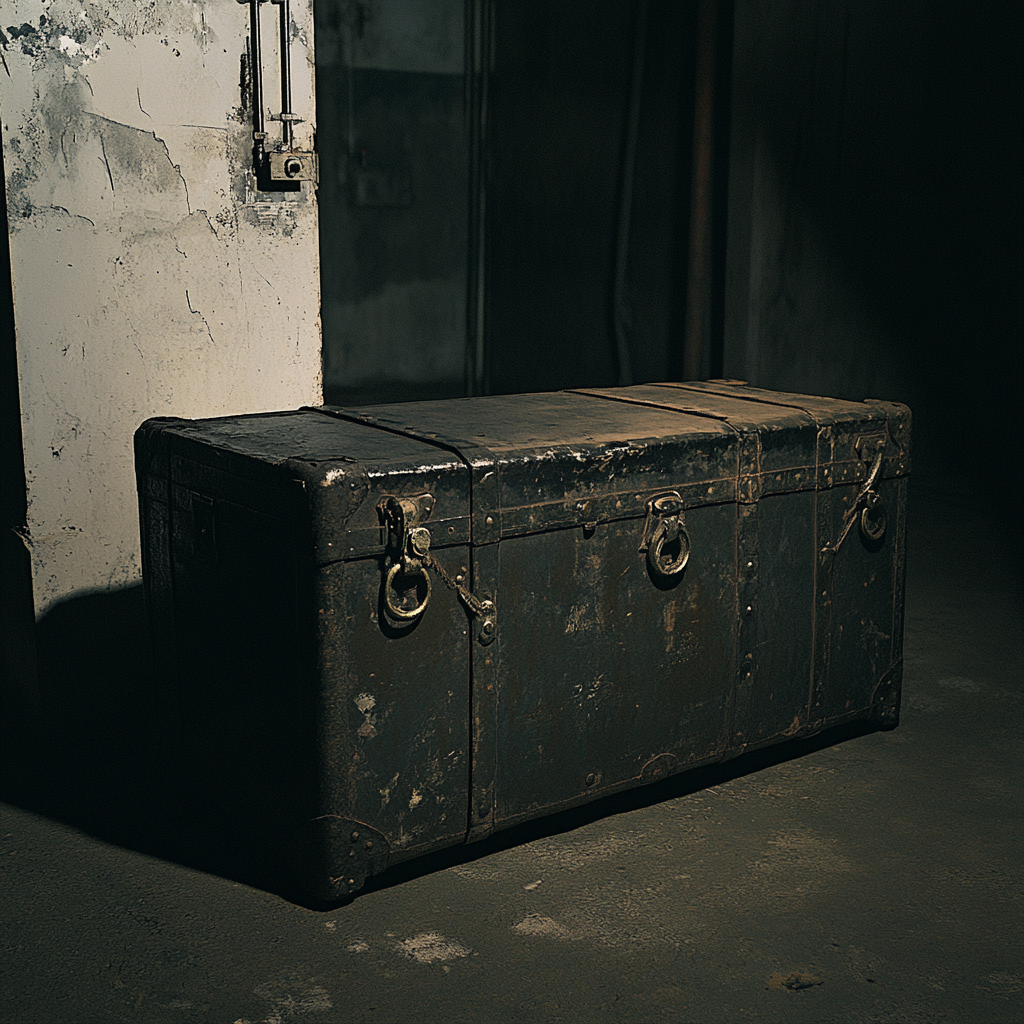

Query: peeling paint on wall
(1, 0), (322, 617)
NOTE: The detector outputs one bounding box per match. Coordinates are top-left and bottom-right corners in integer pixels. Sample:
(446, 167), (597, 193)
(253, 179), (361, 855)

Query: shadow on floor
(2, 584), (160, 839)
(0, 584), (885, 909)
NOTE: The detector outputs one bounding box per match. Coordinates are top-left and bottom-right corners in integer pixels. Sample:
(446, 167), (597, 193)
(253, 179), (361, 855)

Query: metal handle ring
(384, 561), (431, 620)
(647, 519), (691, 577)
(859, 491), (888, 542)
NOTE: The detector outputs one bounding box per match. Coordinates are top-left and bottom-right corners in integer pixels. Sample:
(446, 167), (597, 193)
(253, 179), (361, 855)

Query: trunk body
(135, 382), (910, 901)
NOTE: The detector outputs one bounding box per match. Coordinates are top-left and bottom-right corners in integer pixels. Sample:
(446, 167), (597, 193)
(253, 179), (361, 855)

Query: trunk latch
(379, 495), (497, 643)
(822, 435), (888, 565)
(640, 492), (691, 578)
(379, 495), (435, 621)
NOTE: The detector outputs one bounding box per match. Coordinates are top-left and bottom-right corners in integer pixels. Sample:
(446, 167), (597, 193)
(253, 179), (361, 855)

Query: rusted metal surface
(135, 382), (910, 901)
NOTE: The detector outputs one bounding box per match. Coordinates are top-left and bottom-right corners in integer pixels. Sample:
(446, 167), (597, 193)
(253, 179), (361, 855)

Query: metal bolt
(482, 620), (495, 636)
(348, 878), (355, 886)
(745, 605), (753, 615)
(586, 773), (596, 786)
(365, 840), (373, 850)
(351, 831), (359, 841)
(485, 515), (494, 525)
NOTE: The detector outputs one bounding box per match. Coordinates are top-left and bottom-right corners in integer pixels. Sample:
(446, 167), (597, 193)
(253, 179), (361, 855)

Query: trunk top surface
(329, 390), (736, 451)
(152, 410), (463, 473)
(136, 385), (910, 560)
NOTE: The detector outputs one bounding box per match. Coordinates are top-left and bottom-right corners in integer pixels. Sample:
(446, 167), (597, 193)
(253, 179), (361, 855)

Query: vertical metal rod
(279, 0), (293, 150)
(465, 0), (491, 397)
(683, 0), (718, 381)
(250, 0), (266, 164)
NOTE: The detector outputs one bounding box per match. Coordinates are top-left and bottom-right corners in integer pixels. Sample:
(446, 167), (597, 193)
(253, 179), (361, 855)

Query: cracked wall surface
(1, 0), (322, 616)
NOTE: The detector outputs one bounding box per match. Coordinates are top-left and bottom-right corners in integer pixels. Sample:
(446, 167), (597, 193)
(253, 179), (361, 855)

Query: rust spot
(663, 602), (677, 651)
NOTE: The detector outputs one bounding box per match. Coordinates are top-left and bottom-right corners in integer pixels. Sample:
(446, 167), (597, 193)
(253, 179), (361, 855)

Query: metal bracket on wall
(241, 0), (318, 187)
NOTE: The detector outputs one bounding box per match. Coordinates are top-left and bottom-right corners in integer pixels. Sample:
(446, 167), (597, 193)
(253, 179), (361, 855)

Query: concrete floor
(2, 476), (1022, 1024)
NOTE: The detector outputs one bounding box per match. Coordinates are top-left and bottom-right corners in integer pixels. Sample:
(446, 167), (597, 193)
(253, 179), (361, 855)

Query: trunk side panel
(170, 496), (317, 856)
(824, 475), (901, 722)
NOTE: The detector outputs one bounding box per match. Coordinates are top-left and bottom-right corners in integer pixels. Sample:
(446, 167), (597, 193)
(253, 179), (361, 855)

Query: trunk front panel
(492, 503), (736, 826)
(731, 490), (817, 747)
(318, 547), (472, 859)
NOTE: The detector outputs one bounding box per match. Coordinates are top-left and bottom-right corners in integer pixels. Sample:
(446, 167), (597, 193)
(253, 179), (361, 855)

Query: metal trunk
(135, 381), (910, 901)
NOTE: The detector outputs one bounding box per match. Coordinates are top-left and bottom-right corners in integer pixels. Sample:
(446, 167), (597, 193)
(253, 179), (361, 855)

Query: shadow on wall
(3, 586), (153, 835)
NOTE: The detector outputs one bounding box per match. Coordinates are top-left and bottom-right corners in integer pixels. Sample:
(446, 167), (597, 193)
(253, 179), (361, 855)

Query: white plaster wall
(1, 0), (322, 617)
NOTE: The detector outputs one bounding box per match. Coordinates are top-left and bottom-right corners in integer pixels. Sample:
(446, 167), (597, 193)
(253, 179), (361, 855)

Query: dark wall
(724, 0), (1023, 490)
(314, 0), (1021, 463)
(484, 0), (700, 394)
(314, 0), (706, 401)
(315, 0), (469, 404)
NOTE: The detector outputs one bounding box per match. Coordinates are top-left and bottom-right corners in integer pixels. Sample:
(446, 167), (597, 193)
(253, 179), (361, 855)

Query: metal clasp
(822, 439), (889, 566)
(853, 434), (888, 540)
(377, 494), (496, 640)
(379, 494), (435, 621)
(379, 494), (435, 565)
(640, 492), (691, 578)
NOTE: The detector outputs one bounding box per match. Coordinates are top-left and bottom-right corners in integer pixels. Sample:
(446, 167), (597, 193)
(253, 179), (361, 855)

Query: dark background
(2, 0), (1021, 791)
(316, 0), (1022, 501)
(1, 5), (1021, 1019)
(3, 0), (1021, 795)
